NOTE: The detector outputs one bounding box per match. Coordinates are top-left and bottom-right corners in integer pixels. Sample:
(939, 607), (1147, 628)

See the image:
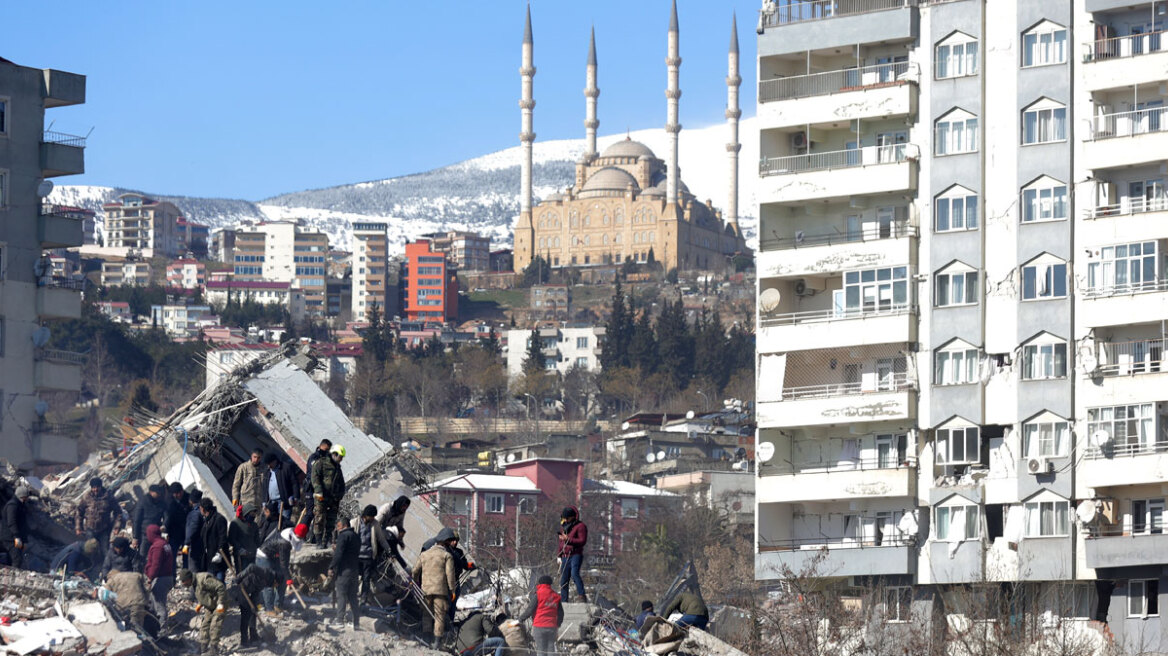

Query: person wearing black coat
(0, 486), (31, 569)
(261, 455), (299, 526)
(164, 483), (188, 563)
(235, 563), (275, 646)
(102, 537), (143, 578)
(131, 484), (167, 559)
(198, 499), (229, 580)
(329, 517), (361, 630)
(228, 505), (260, 573)
(183, 490), (204, 571)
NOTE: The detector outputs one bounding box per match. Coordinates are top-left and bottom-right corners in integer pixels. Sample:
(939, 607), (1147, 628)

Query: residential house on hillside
(101, 260), (152, 287)
(166, 259), (205, 290)
(505, 324), (605, 378)
(606, 409), (754, 486)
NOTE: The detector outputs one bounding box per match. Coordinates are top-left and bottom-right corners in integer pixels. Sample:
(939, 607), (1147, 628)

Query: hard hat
(331, 445), (347, 457)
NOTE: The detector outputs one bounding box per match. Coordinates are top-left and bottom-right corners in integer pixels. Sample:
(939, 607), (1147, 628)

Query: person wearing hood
(1, 485), (31, 568)
(378, 495), (411, 539)
(76, 478), (121, 560)
(50, 538), (100, 580)
(557, 506), (588, 602)
(517, 575), (564, 656)
(198, 498), (229, 580)
(131, 484), (167, 559)
(228, 504), (260, 573)
(144, 524), (175, 618)
(102, 536), (143, 579)
(412, 527), (458, 648)
(256, 502), (281, 544)
(184, 489), (205, 571)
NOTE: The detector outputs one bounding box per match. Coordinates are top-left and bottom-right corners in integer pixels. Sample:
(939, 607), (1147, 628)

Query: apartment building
(505, 324), (604, 378)
(0, 58), (87, 468)
(210, 227), (235, 262)
(150, 304), (212, 338)
(752, 0), (1168, 646)
(423, 230), (491, 271)
(100, 260), (152, 287)
(400, 239), (459, 322)
(176, 217), (210, 255)
(166, 259), (205, 289)
(103, 193), (181, 256)
(203, 279), (306, 322)
(351, 222), (389, 322)
(231, 221), (328, 317)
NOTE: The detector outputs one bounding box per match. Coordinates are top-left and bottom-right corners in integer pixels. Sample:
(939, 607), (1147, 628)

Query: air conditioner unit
(790, 131), (809, 149)
(1025, 456), (1051, 475)
(794, 279), (816, 297)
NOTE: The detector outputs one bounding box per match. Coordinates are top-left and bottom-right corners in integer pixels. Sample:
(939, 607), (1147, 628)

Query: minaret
(665, 0), (682, 208)
(584, 27), (599, 160)
(725, 13), (742, 237)
(517, 4), (537, 270)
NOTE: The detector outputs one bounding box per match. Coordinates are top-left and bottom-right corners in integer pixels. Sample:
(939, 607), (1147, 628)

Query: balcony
(1096, 338), (1166, 377)
(758, 459), (916, 503)
(758, 221), (915, 277)
(1080, 279), (1168, 328)
(38, 206), (85, 248)
(759, 62), (918, 128)
(1081, 441), (1168, 489)
(1082, 31), (1168, 92)
(758, 145), (918, 204)
(31, 421), (78, 465)
(1086, 524), (1168, 569)
(41, 70), (86, 108)
(758, 373), (916, 428)
(40, 131), (86, 177)
(34, 349), (85, 391)
(757, 0), (918, 55)
(1083, 107), (1168, 170)
(37, 279), (84, 319)
(759, 304), (916, 353)
(756, 534), (916, 579)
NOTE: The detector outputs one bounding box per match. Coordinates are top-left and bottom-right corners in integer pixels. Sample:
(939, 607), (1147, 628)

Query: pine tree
(522, 328), (544, 378)
(481, 327), (501, 356)
(655, 298), (694, 390)
(693, 309), (728, 391)
(601, 280), (629, 370)
(362, 303), (389, 364)
(628, 309), (658, 374)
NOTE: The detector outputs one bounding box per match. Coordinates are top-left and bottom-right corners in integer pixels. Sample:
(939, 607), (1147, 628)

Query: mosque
(512, 2), (751, 274)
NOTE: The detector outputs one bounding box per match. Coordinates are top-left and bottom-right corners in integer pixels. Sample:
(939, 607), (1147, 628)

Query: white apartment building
(203, 280), (306, 323)
(100, 260), (152, 287)
(754, 0), (1168, 649)
(351, 222), (389, 322)
(232, 222), (328, 316)
(166, 259), (205, 289)
(0, 59), (87, 468)
(505, 325), (605, 379)
(150, 304), (212, 338)
(102, 193), (181, 257)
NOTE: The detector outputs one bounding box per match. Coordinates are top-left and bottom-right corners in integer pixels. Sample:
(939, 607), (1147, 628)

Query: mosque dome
(600, 138), (656, 160)
(580, 167), (639, 195)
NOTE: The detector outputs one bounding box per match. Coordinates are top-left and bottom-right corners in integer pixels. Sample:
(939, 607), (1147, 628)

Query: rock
(558, 602), (597, 644)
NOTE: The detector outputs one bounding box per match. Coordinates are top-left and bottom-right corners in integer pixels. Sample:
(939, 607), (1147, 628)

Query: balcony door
(1129, 179), (1166, 213)
(1136, 100), (1164, 134)
(876, 131), (907, 163)
(1132, 498), (1165, 535)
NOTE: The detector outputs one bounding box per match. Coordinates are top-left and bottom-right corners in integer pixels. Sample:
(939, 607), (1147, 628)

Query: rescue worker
(1, 485), (31, 568)
(557, 506), (588, 602)
(634, 600), (656, 632)
(102, 568), (151, 631)
(227, 504), (260, 573)
(663, 590), (709, 631)
(456, 609), (507, 656)
(50, 538), (100, 580)
(518, 575), (564, 656)
(256, 524), (292, 611)
(231, 449), (264, 514)
(144, 524), (174, 618)
(261, 453), (298, 527)
(329, 516), (361, 630)
(198, 498), (229, 580)
(311, 444), (346, 547)
(76, 478), (121, 559)
(179, 568), (227, 656)
(298, 439), (332, 538)
(235, 563), (275, 646)
(183, 489), (204, 571)
(352, 504), (391, 603)
(412, 527), (458, 648)
(164, 483), (188, 562)
(131, 484), (166, 559)
(102, 537), (143, 579)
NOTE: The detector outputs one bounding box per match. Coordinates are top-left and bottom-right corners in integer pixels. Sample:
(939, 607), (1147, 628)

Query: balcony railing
(34, 348), (87, 365)
(1088, 522), (1168, 538)
(782, 372), (911, 400)
(759, 532), (913, 552)
(1083, 278), (1168, 299)
(768, 456), (916, 476)
(39, 204), (89, 220)
(760, 303), (915, 327)
(39, 277), (86, 291)
(1097, 338), (1167, 376)
(758, 0), (914, 29)
(42, 130), (87, 148)
(32, 421), (72, 436)
(1085, 196), (1168, 219)
(1084, 440), (1168, 460)
(759, 61), (916, 103)
(760, 143), (917, 176)
(760, 220), (914, 251)
(1088, 107), (1168, 141)
(1084, 30), (1168, 63)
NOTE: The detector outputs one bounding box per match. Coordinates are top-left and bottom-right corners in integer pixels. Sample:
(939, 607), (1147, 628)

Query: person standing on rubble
(164, 483), (188, 563)
(131, 484), (167, 560)
(198, 498), (229, 581)
(329, 515), (362, 630)
(262, 453), (298, 528)
(557, 506), (589, 603)
(311, 444), (346, 547)
(144, 524), (175, 619)
(228, 504), (260, 573)
(256, 524), (292, 611)
(1, 485), (31, 568)
(232, 449), (265, 515)
(179, 568), (228, 656)
(183, 489), (204, 571)
(352, 504), (391, 603)
(379, 495), (411, 540)
(102, 537), (143, 579)
(413, 527), (459, 649)
(76, 478), (121, 560)
(517, 575), (564, 656)
(298, 438), (332, 538)
(235, 562), (275, 647)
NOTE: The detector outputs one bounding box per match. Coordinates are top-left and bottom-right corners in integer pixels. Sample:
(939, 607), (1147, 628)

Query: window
(1023, 22), (1068, 67)
(1024, 499), (1070, 536)
(1022, 100), (1067, 144)
(486, 528), (506, 547)
(575, 357), (588, 368)
(0, 171), (6, 208)
(1021, 178), (1068, 222)
(935, 110), (979, 155)
(518, 497), (536, 515)
(935, 265), (979, 307)
(935, 503), (980, 540)
(936, 34), (978, 79)
(1022, 337), (1067, 380)
(1129, 580), (1160, 618)
(935, 188), (979, 232)
(576, 337), (589, 349)
(1087, 241), (1160, 294)
(834, 266), (909, 316)
(621, 533), (635, 552)
(620, 498), (641, 519)
(934, 342), (979, 386)
(1023, 417), (1070, 457)
(1021, 258), (1067, 300)
(936, 426), (980, 465)
(885, 587), (912, 622)
(0, 99), (6, 134)
(876, 434), (907, 468)
(1131, 498), (1165, 535)
(444, 495), (470, 516)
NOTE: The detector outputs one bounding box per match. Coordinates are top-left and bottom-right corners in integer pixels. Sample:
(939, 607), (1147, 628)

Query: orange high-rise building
(400, 239), (459, 322)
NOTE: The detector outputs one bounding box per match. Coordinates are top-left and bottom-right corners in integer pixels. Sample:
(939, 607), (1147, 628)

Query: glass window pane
(967, 196), (978, 229)
(1023, 267), (1037, 299)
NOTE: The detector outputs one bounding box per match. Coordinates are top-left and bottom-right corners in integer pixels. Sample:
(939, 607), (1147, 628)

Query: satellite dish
(1080, 352), (1099, 372)
(506, 453), (517, 463)
(686, 410), (695, 419)
(656, 450), (666, 461)
(31, 326), (51, 348)
(34, 401), (49, 417)
(1076, 499), (1099, 524)
(645, 452), (656, 463)
(33, 257), (48, 279)
(757, 442), (775, 463)
(759, 287), (782, 313)
(621, 421), (630, 431)
(36, 180), (54, 198)
(794, 230), (805, 243)
(1090, 430), (1111, 448)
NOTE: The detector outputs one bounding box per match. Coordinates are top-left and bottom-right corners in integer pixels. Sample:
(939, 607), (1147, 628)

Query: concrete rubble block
(677, 627), (750, 656)
(557, 602), (597, 643)
(67, 601), (143, 656)
(0, 616), (85, 655)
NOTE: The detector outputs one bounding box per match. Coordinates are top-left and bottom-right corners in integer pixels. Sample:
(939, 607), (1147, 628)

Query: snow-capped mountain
(50, 119), (759, 251)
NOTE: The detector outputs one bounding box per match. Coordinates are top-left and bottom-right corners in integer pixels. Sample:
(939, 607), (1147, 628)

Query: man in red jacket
(556, 506), (588, 602)
(143, 524), (175, 619)
(518, 574), (563, 656)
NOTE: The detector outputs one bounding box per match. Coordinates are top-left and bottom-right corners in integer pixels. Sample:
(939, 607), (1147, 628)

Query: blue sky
(7, 1), (760, 200)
